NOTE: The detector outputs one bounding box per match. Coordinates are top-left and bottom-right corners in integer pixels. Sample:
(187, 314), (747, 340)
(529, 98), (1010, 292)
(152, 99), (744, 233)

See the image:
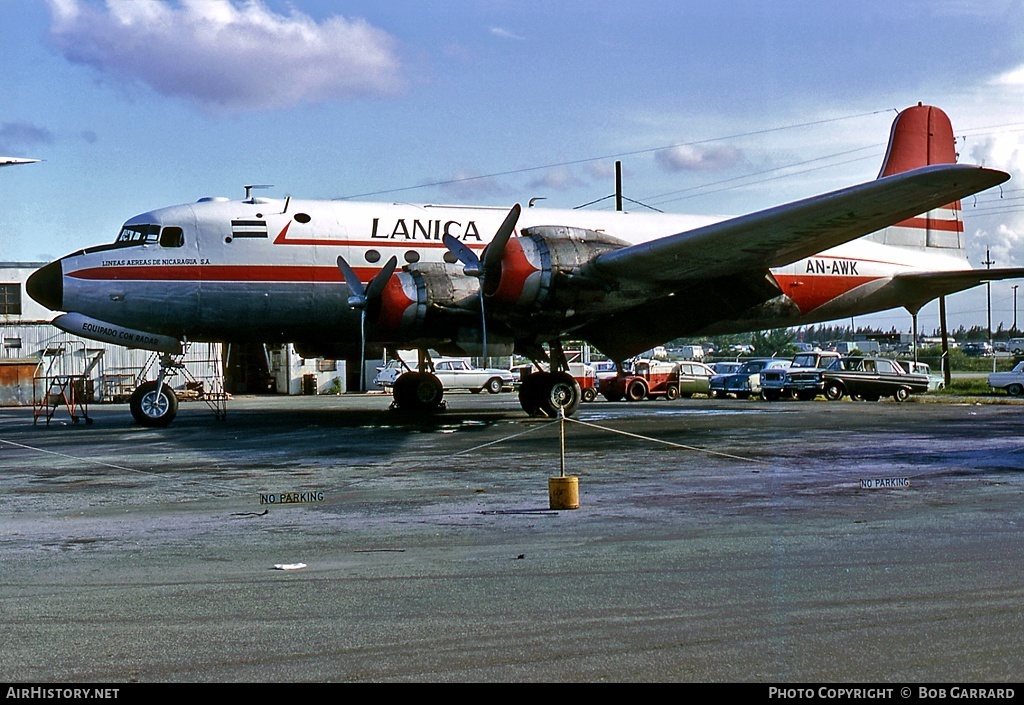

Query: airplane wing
(589, 163), (1009, 283)
(0, 157), (41, 167)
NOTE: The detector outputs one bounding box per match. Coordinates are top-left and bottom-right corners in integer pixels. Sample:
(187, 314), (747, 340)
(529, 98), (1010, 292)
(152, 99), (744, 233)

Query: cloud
(490, 27), (524, 41)
(989, 64), (1024, 87)
(526, 167), (584, 192)
(45, 0), (404, 112)
(654, 143), (743, 172)
(433, 170), (515, 200)
(0, 122), (54, 153)
(965, 132), (1024, 265)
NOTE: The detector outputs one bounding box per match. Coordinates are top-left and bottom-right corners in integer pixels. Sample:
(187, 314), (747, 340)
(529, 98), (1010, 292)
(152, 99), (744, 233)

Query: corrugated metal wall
(0, 323), (224, 406)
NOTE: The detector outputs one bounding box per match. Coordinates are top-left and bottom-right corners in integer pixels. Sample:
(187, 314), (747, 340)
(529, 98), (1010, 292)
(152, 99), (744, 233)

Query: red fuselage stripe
(892, 216), (963, 232)
(69, 265), (382, 282)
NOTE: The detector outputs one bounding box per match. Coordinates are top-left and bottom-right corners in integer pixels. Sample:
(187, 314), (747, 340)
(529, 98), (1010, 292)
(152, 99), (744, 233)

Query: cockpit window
(160, 226), (184, 248)
(116, 224), (160, 245)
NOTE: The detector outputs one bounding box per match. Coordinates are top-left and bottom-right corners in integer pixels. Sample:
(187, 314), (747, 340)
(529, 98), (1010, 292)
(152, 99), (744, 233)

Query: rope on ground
(0, 437), (241, 494)
(564, 416), (768, 465)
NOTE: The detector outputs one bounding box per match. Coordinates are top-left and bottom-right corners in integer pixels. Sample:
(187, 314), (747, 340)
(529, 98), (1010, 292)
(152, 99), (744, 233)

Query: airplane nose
(26, 259), (64, 311)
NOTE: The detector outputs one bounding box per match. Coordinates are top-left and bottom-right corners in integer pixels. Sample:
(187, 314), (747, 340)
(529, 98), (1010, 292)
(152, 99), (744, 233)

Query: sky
(2, 0), (1024, 335)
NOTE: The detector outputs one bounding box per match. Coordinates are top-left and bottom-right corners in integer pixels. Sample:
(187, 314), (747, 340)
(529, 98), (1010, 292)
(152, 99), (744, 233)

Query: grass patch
(940, 378), (995, 396)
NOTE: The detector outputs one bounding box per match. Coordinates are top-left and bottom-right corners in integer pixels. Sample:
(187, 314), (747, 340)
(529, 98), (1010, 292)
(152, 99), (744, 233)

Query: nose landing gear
(129, 357), (179, 427)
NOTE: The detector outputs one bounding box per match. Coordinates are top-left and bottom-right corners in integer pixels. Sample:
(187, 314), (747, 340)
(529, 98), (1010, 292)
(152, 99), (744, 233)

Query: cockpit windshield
(109, 223), (184, 248)
(116, 224), (161, 245)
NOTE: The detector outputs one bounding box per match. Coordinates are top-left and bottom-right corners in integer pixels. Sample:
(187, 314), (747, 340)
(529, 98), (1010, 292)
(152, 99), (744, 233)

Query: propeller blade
(442, 233), (481, 275)
(336, 255), (367, 305)
(364, 256), (398, 302)
(482, 203), (521, 270)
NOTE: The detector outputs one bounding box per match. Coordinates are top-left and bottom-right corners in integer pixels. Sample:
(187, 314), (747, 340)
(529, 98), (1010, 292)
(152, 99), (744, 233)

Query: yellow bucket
(548, 476), (579, 510)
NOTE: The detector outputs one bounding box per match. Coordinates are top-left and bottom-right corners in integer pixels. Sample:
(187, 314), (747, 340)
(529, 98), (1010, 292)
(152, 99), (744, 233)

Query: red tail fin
(875, 104), (964, 252)
(878, 103), (957, 177)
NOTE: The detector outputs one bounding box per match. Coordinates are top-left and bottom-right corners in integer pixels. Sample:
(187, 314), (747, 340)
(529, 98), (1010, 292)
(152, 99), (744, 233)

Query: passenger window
(160, 227), (184, 248)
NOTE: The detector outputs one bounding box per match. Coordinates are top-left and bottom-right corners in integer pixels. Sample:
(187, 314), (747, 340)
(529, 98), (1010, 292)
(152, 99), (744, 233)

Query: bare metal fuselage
(42, 196), (977, 357)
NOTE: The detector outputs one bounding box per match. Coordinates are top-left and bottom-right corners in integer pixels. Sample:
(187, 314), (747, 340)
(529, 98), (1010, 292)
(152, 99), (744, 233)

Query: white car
(902, 361), (945, 392)
(374, 357), (515, 394)
(989, 361), (1024, 396)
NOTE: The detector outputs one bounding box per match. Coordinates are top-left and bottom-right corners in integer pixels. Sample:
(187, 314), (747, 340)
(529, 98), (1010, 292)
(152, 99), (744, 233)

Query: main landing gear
(517, 341), (581, 418)
(390, 350), (445, 414)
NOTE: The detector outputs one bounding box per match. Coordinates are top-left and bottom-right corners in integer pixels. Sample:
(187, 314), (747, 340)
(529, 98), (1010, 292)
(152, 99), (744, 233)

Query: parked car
(374, 357), (515, 393)
(710, 361), (743, 375)
(988, 361), (1024, 396)
(373, 358), (409, 389)
(592, 359), (622, 383)
(675, 361), (717, 398)
(709, 358), (791, 399)
(902, 361), (945, 392)
(816, 356), (929, 402)
(1007, 338), (1024, 355)
(761, 351), (843, 401)
(962, 342), (994, 357)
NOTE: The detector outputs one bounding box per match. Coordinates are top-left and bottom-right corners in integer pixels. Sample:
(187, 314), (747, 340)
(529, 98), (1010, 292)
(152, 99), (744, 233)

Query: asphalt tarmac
(1, 392), (1023, 683)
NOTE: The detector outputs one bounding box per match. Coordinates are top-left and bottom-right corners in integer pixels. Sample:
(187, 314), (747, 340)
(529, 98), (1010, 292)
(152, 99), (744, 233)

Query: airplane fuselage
(35, 196), (975, 357)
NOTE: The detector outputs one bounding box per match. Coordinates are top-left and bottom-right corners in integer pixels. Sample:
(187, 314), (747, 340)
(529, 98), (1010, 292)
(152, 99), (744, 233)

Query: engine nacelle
(369, 263), (512, 355)
(488, 226), (628, 308)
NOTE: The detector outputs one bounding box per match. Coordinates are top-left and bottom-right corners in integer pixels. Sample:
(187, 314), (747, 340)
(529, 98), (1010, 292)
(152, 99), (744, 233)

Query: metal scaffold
(32, 339), (103, 425)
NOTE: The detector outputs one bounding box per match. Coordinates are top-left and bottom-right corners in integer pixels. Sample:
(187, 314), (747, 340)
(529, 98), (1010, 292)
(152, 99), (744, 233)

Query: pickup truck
(761, 351), (843, 401)
(374, 357), (516, 394)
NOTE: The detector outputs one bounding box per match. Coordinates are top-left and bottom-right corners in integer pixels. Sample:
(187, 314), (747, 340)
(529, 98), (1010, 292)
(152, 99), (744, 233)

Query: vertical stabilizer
(871, 104), (965, 253)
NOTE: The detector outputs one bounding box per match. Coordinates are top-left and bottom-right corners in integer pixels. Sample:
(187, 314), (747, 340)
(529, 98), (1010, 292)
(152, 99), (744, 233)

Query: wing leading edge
(589, 163), (1009, 284)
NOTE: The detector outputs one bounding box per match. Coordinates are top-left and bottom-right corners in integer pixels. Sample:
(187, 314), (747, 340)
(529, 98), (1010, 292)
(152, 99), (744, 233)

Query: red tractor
(599, 359), (681, 401)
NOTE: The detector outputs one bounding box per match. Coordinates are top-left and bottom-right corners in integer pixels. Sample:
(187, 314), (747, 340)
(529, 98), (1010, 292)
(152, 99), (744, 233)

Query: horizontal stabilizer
(890, 267), (1024, 313)
(590, 163), (1009, 284)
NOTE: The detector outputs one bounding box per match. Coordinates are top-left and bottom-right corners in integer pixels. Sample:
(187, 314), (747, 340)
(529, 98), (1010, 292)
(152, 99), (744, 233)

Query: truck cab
(761, 351), (843, 401)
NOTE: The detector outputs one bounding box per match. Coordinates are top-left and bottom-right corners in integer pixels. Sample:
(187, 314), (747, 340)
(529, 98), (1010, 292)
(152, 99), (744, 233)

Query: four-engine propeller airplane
(26, 104), (1023, 425)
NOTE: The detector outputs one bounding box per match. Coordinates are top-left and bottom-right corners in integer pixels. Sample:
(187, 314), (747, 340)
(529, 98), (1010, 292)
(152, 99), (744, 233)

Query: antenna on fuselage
(243, 184), (273, 202)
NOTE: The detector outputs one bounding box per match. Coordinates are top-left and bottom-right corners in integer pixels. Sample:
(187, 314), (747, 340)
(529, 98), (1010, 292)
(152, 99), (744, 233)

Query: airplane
(0, 157), (41, 167)
(25, 104), (1023, 426)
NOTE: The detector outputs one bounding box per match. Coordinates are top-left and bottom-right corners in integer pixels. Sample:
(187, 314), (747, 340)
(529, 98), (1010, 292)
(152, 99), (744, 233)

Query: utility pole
(983, 249), (995, 373)
(1014, 285), (1019, 333)
(615, 160), (623, 212)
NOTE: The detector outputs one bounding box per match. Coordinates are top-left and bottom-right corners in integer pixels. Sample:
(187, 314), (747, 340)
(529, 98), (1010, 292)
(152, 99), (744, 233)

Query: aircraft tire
(517, 373), (546, 416)
(129, 380), (179, 427)
(537, 372), (581, 418)
(392, 372), (444, 413)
